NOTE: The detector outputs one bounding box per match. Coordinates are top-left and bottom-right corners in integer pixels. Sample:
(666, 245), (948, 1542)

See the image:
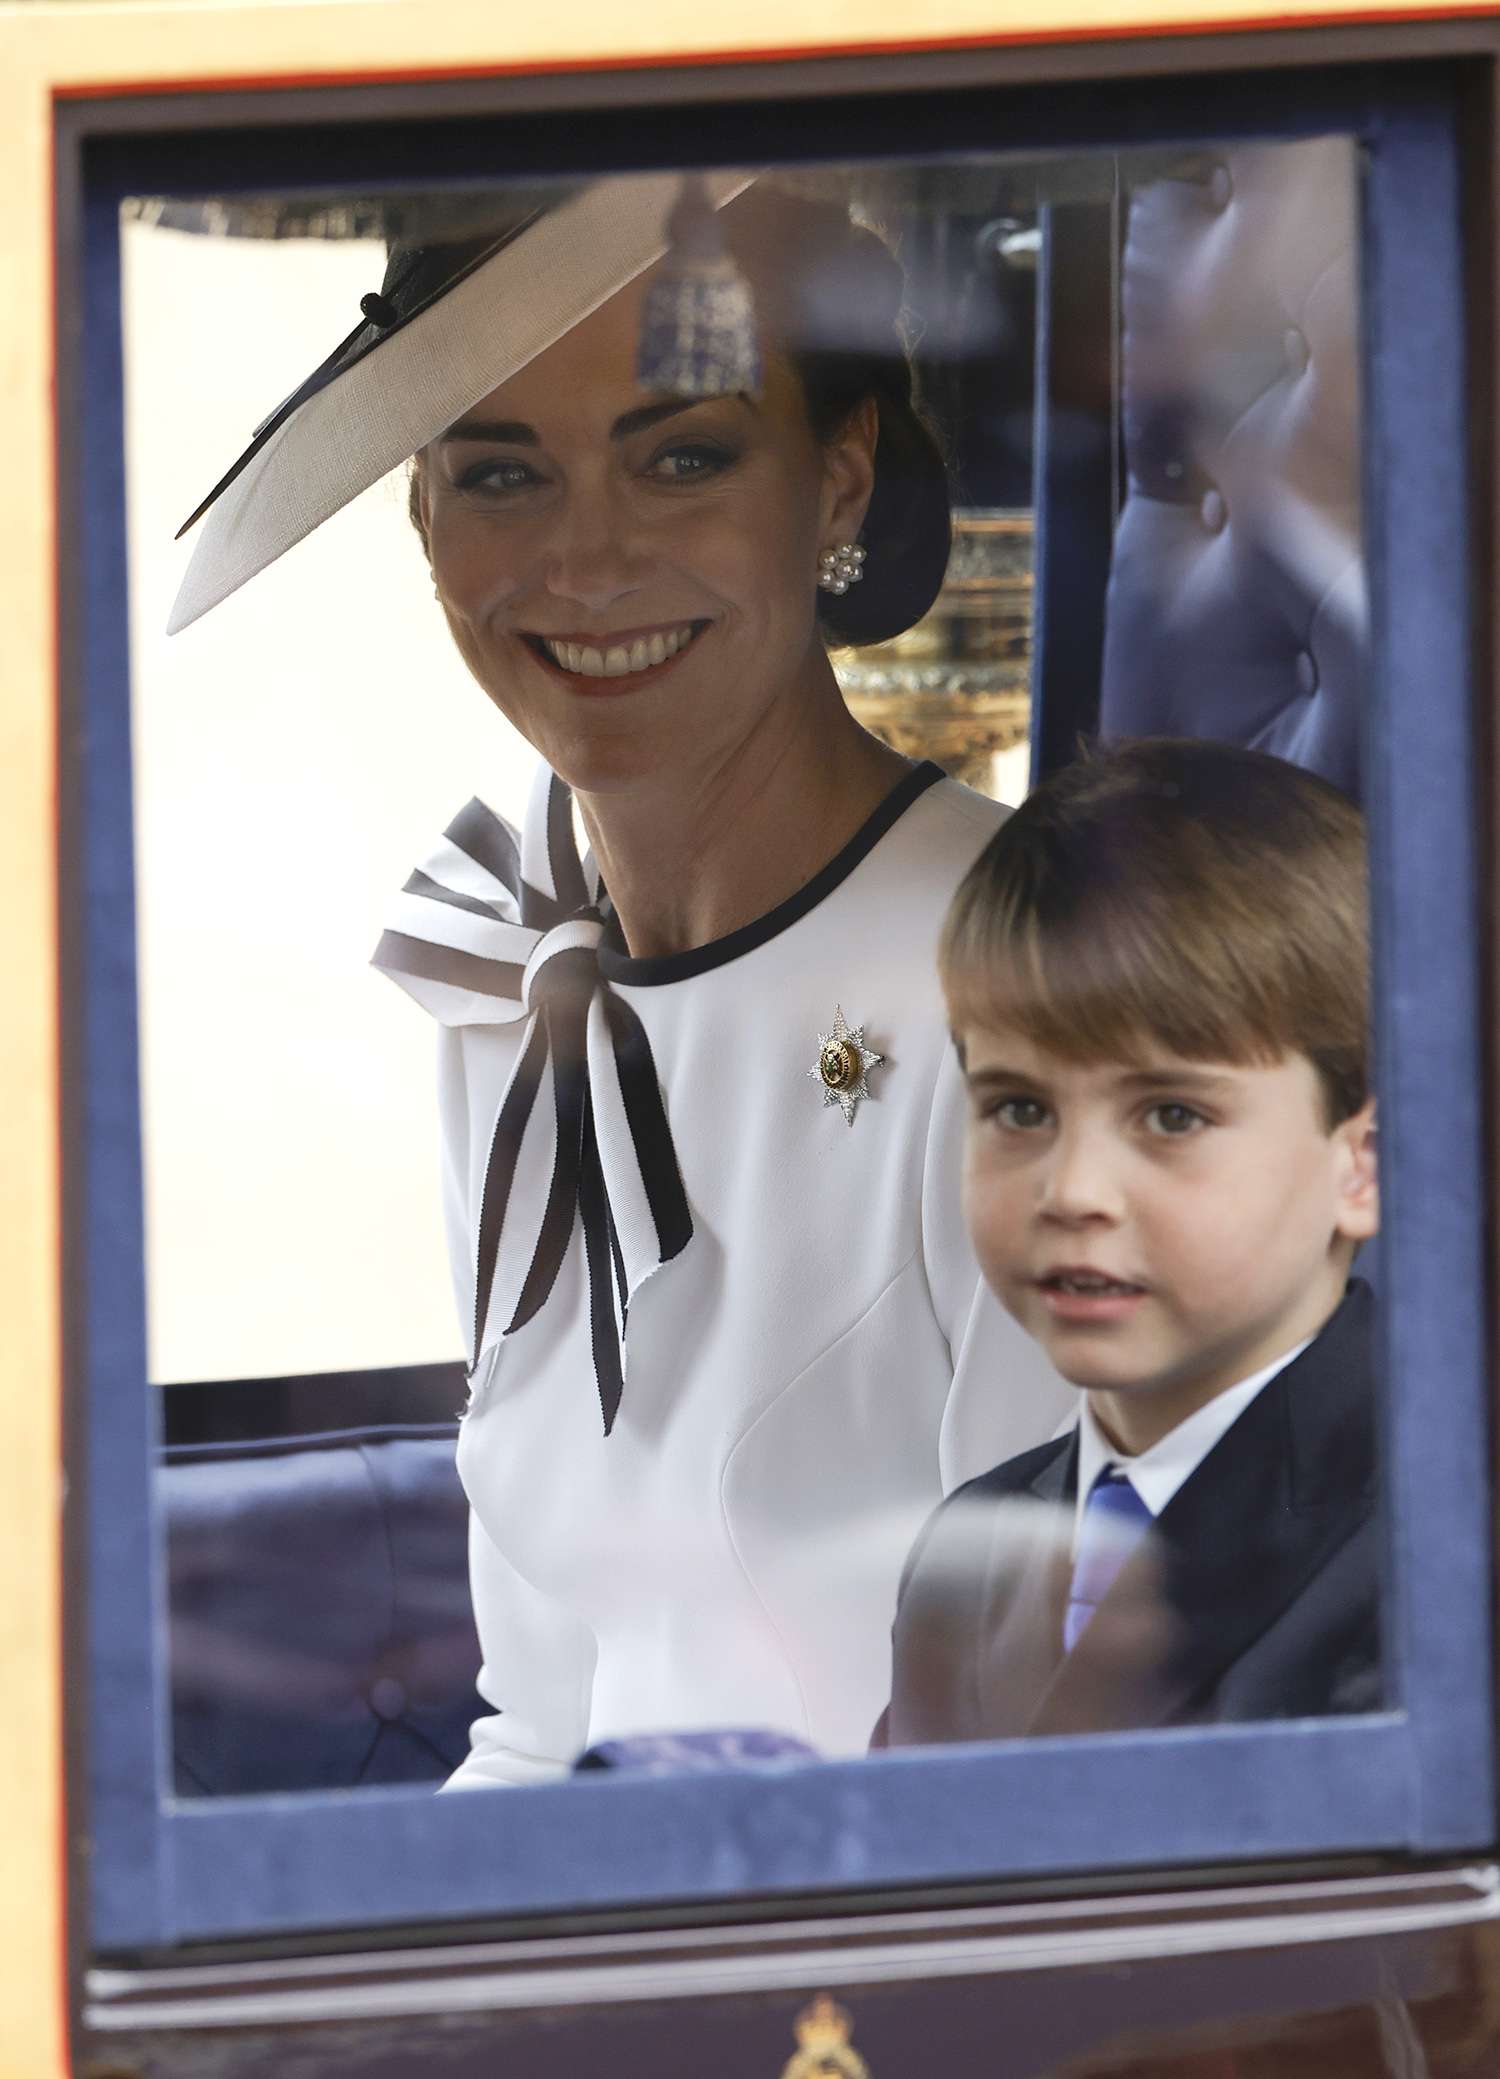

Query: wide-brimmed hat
(167, 169), (754, 634)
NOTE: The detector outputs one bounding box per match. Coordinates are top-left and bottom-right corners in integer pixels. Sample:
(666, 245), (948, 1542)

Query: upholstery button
(1284, 326), (1310, 378)
(1208, 164), (1233, 211)
(369, 1675), (408, 1722)
(1295, 649), (1320, 697)
(1200, 489), (1227, 534)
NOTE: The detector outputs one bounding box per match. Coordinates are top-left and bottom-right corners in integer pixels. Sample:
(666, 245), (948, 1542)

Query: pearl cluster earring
(817, 542), (866, 594)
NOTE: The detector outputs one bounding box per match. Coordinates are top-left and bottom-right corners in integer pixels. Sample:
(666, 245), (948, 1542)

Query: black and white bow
(372, 762), (693, 1434)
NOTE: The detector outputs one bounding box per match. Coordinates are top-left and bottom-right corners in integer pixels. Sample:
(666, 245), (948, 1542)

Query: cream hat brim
(168, 169), (755, 634)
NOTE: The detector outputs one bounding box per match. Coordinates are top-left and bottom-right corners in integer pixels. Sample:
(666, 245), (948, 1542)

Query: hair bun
(820, 382), (952, 645)
(721, 186), (954, 648)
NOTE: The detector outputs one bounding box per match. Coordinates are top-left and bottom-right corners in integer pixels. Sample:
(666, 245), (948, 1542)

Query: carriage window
(128, 139), (1376, 1801)
(72, 56), (1490, 1964)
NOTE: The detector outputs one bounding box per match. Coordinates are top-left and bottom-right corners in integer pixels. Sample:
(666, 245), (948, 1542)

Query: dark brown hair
(940, 739), (1370, 1126)
(715, 182), (951, 645)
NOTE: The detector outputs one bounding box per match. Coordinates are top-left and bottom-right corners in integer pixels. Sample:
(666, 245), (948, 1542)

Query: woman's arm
(443, 1511), (598, 1789)
(432, 1028), (601, 1786)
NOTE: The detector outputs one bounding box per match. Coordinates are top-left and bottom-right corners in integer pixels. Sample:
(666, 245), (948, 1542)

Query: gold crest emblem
(778, 1992), (871, 2078)
(809, 1007), (885, 1126)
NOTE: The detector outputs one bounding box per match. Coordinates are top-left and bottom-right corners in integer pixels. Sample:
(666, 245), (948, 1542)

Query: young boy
(875, 738), (1381, 1746)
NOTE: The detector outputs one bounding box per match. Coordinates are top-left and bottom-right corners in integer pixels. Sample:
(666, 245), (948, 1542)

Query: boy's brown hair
(940, 738), (1369, 1126)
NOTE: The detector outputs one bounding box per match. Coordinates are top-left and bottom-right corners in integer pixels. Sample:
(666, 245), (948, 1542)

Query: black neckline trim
(597, 761), (947, 988)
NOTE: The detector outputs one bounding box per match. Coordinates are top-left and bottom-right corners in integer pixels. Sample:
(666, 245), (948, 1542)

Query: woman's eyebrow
(440, 416), (537, 446)
(442, 394), (757, 446)
(610, 393), (755, 440)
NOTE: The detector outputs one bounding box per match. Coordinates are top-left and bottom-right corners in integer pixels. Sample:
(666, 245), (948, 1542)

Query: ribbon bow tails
(372, 761), (693, 1433)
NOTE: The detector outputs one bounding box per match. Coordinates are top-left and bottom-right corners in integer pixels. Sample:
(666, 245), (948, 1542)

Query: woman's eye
(647, 442), (734, 483)
(454, 457), (540, 496)
(993, 1096), (1050, 1131)
(1145, 1102), (1207, 1137)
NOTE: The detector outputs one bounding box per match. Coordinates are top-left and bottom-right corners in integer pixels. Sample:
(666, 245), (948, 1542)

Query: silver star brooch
(809, 1006), (885, 1126)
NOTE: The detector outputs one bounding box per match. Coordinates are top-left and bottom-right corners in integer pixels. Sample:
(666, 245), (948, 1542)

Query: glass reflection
(126, 136), (1372, 1800)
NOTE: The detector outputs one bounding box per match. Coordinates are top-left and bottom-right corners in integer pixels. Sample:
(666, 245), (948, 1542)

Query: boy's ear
(1332, 1097), (1379, 1243)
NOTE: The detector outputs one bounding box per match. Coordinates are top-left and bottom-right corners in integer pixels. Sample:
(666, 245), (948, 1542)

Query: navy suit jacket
(875, 1281), (1381, 1746)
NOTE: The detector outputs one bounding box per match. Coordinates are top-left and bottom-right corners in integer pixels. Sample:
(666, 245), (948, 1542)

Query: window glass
(120, 137), (1390, 1817)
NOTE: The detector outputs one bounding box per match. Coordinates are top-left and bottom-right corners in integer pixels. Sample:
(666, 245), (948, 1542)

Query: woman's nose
(1038, 1123), (1124, 1227)
(539, 495), (642, 615)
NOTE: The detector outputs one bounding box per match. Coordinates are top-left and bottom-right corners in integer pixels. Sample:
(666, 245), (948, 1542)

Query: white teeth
(543, 624), (698, 676)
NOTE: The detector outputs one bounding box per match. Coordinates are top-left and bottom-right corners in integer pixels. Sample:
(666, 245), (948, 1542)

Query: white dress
(376, 761), (1071, 1787)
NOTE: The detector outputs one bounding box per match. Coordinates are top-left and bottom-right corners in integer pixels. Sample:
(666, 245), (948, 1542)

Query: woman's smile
(522, 618), (711, 690)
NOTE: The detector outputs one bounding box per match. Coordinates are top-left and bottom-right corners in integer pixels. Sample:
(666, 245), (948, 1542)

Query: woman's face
(415, 268), (876, 795)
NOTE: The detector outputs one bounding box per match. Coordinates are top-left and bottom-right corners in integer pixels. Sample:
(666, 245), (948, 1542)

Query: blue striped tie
(1064, 1470), (1154, 1652)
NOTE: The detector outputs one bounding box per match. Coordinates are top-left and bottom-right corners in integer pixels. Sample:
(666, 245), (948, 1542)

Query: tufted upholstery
(1099, 136), (1366, 795)
(164, 1422), (480, 1796)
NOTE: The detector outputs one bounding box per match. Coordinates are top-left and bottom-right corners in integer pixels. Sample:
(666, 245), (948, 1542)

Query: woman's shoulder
(919, 769), (1014, 842)
(751, 767), (1010, 990)
(866, 767), (1012, 888)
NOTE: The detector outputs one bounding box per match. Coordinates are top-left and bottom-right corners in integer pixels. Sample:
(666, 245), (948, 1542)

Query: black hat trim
(174, 208), (546, 542)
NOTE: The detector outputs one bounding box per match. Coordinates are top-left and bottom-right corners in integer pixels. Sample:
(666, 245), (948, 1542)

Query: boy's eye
(1145, 1101), (1207, 1137)
(993, 1096), (1050, 1131)
(647, 441), (735, 482)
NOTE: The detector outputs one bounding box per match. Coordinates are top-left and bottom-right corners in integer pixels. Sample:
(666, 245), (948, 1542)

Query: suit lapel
(1031, 1282), (1377, 1733)
(1151, 1282), (1376, 1722)
(974, 1434), (1079, 1738)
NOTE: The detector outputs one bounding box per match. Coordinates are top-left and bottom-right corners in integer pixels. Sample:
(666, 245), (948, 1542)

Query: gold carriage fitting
(835, 508), (1033, 795)
(779, 1993), (872, 2078)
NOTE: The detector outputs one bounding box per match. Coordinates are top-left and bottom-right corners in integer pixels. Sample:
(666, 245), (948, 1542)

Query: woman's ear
(818, 394), (879, 547)
(1333, 1096), (1379, 1244)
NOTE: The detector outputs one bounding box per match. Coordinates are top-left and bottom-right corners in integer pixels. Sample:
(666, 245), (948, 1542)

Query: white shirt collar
(1072, 1338), (1314, 1548)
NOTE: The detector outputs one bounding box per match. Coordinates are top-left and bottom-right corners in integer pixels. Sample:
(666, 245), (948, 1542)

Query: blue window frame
(63, 53), (1494, 1954)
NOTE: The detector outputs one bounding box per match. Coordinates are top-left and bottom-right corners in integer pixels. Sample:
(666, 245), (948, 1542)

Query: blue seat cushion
(163, 1417), (480, 1798)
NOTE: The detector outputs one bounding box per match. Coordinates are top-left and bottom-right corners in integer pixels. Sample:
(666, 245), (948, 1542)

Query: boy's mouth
(1038, 1271), (1145, 1296)
(1035, 1269), (1147, 1323)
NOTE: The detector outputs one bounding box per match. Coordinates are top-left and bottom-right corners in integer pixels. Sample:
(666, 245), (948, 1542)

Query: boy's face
(957, 1022), (1379, 1454)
